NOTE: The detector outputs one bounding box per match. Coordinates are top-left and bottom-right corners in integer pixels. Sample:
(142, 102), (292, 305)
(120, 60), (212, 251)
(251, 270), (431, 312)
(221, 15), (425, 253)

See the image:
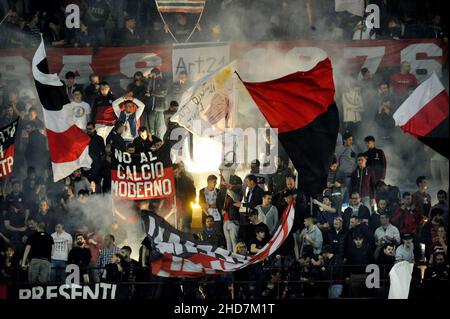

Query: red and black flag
(0, 118), (19, 179)
(240, 58), (339, 197)
(393, 73), (449, 158)
(32, 37), (92, 182)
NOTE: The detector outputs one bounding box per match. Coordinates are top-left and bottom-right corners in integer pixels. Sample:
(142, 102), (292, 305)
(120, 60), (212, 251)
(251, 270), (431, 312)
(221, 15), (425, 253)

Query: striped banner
(156, 0), (206, 13)
(149, 203), (296, 277)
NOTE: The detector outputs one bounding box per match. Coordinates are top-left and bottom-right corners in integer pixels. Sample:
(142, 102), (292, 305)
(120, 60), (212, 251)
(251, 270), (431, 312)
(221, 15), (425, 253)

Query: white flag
(171, 61), (237, 134)
(388, 261), (414, 299)
(335, 0), (365, 17)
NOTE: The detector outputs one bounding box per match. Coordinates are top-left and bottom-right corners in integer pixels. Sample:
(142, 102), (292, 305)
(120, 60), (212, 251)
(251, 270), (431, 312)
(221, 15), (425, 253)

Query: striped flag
(155, 0), (205, 13)
(32, 37), (92, 182)
(149, 203), (295, 277)
(393, 73), (449, 158)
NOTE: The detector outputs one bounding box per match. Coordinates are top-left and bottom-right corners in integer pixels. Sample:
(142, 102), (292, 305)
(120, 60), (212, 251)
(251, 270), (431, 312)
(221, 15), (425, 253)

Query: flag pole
(185, 2), (206, 43)
(154, 0), (179, 43)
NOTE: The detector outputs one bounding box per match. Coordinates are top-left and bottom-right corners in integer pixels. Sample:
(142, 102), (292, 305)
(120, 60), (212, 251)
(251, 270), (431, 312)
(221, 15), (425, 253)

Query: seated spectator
(68, 233), (92, 284)
(196, 215), (225, 248)
(21, 221), (54, 284)
(395, 233), (415, 263)
(255, 191), (279, 236)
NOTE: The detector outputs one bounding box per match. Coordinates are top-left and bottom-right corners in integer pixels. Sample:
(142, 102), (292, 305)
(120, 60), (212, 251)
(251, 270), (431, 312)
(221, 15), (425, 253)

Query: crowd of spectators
(0, 0), (448, 300)
(0, 0), (448, 48)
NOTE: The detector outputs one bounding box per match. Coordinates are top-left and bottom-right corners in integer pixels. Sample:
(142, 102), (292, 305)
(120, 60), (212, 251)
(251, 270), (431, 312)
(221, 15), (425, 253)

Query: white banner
(171, 61), (237, 133)
(172, 42), (230, 83)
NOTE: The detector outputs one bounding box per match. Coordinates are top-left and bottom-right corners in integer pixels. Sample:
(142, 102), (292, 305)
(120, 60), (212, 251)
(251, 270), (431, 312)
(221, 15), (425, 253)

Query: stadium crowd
(0, 0), (448, 47)
(0, 0), (449, 300)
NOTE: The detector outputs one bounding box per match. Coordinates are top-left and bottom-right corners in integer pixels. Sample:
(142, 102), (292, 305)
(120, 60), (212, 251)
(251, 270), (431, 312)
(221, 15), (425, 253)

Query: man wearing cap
(145, 68), (167, 139)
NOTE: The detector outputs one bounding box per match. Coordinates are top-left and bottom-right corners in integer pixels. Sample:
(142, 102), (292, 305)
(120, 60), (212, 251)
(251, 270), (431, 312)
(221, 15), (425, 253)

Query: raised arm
(112, 96), (126, 118)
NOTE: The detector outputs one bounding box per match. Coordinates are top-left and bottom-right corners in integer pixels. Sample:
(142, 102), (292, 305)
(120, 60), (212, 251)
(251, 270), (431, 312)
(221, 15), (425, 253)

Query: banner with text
(0, 118), (19, 179)
(111, 149), (175, 200)
(0, 39), (447, 94)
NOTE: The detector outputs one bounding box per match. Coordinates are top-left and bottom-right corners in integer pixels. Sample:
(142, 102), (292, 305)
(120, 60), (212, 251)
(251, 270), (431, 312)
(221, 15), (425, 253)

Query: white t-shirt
(51, 231), (73, 261)
(67, 101), (91, 130)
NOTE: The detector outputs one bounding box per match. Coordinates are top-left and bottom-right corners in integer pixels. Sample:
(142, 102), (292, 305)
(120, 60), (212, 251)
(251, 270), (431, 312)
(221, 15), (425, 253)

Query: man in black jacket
(363, 136), (387, 182)
(84, 73), (100, 106)
(322, 245), (344, 299)
(120, 17), (142, 47)
(197, 216), (226, 248)
(86, 122), (110, 193)
(67, 233), (92, 284)
(236, 175), (264, 242)
(106, 121), (126, 152)
(326, 217), (347, 258)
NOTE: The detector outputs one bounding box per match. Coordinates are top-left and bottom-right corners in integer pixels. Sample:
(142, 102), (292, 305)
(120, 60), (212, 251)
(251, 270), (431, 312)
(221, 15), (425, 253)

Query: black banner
(0, 118), (19, 179)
